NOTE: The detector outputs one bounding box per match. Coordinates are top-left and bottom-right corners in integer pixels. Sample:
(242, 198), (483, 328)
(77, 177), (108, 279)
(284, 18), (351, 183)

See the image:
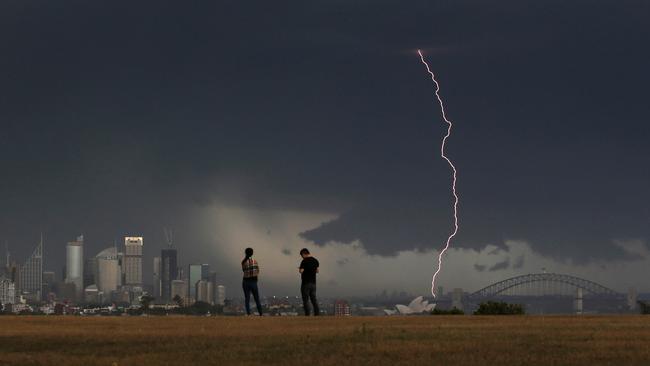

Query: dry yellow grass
(1, 315), (649, 365)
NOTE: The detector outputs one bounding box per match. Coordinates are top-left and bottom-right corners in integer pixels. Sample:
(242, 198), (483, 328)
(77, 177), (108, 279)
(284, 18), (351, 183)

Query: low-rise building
(171, 280), (187, 304)
(334, 299), (351, 316)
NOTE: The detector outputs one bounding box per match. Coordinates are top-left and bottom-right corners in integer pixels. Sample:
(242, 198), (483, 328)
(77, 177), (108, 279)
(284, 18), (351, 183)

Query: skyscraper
(96, 247), (120, 297)
(83, 257), (97, 289)
(188, 264), (202, 300)
(153, 256), (161, 299)
(41, 271), (55, 286)
(65, 235), (84, 301)
(209, 271), (218, 304)
(20, 236), (43, 301)
(195, 280), (213, 304)
(188, 264), (210, 300)
(117, 250), (125, 284)
(216, 285), (226, 306)
(201, 264), (210, 281)
(124, 237), (143, 286)
(161, 249), (177, 302)
(42, 271), (55, 301)
(0, 276), (15, 305)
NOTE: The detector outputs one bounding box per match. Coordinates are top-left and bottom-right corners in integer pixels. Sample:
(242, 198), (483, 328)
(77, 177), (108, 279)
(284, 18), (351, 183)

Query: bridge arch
(468, 273), (622, 299)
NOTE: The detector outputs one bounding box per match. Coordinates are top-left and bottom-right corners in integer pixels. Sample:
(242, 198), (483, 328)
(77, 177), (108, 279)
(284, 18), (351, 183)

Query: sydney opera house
(385, 296), (436, 315)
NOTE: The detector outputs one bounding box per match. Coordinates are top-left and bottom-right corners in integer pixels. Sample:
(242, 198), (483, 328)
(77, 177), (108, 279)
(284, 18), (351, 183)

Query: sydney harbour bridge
(449, 273), (632, 314)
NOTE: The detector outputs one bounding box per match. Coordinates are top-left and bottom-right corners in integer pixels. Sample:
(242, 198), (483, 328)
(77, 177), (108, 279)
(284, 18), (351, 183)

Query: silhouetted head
(242, 247), (254, 265)
(299, 248), (310, 258)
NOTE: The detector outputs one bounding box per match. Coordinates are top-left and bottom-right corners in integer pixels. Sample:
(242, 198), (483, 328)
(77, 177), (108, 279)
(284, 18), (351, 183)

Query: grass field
(1, 315), (650, 365)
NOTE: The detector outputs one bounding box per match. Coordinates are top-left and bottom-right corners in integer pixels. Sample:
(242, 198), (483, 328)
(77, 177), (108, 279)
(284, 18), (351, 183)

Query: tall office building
(117, 251), (125, 284)
(209, 271), (218, 304)
(152, 256), (161, 299)
(65, 235), (84, 301)
(20, 236), (43, 301)
(42, 271), (55, 300)
(188, 264), (209, 300)
(196, 280), (213, 304)
(124, 237), (143, 286)
(13, 263), (21, 295)
(0, 276), (15, 305)
(161, 249), (177, 302)
(83, 257), (97, 289)
(201, 264), (210, 281)
(216, 285), (226, 306)
(96, 247), (121, 297)
(42, 271), (55, 284)
(1, 243), (15, 304)
(8, 261), (18, 285)
(188, 264), (202, 300)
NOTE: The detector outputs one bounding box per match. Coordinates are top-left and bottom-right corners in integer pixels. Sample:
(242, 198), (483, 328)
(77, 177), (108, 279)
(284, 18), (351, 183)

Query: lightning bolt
(417, 49), (459, 298)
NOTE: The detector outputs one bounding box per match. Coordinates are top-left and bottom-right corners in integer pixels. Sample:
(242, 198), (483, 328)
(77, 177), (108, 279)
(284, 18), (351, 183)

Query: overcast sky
(1, 0), (649, 296)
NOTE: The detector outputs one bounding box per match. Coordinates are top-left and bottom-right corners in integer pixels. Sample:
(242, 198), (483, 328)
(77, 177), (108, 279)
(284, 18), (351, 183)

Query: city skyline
(3, 228), (650, 298)
(0, 229), (647, 318)
(1, 232), (235, 307)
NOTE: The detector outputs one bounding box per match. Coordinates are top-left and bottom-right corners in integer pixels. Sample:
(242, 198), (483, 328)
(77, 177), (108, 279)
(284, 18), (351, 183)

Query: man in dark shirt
(299, 248), (320, 316)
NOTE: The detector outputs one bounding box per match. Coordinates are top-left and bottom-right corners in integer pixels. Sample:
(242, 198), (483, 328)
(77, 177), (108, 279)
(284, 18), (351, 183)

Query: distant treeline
(473, 301), (525, 315)
(431, 307), (464, 315)
(429, 301), (525, 315)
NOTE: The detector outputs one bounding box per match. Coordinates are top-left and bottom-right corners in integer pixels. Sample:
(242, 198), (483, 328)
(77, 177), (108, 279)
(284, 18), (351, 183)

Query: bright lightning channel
(417, 49), (460, 298)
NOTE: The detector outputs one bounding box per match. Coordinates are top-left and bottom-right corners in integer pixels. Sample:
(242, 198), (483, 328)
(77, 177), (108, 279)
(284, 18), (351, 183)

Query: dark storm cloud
(474, 264), (486, 272)
(488, 258), (510, 272)
(0, 0), (648, 277)
(296, 0), (650, 262)
(301, 198), (650, 261)
(281, 248), (292, 256)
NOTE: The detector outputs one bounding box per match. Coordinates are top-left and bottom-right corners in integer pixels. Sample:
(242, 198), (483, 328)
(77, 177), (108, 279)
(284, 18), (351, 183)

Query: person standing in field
(299, 248), (320, 316)
(241, 247), (263, 316)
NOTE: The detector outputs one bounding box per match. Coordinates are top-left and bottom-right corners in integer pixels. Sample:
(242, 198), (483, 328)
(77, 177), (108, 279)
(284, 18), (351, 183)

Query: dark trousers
(301, 282), (319, 316)
(242, 279), (262, 316)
